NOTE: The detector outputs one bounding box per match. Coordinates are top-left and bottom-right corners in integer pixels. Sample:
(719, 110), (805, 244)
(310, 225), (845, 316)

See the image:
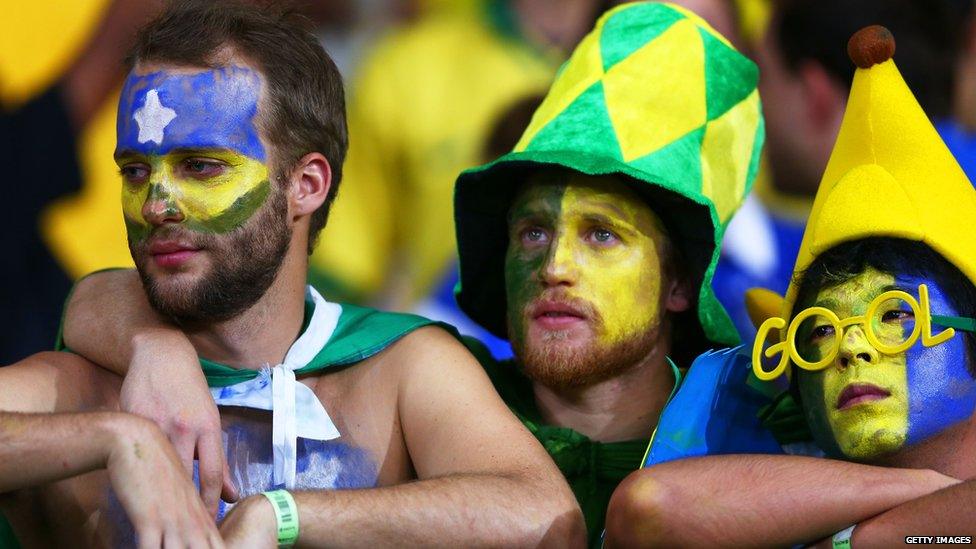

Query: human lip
(148, 240), (201, 268)
(836, 383), (891, 410)
(529, 300), (589, 330)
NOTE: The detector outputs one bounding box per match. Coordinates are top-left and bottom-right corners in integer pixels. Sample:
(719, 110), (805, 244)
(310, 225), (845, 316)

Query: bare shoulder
(316, 325), (492, 414)
(339, 326), (484, 390)
(382, 326), (482, 374)
(385, 327), (561, 481)
(0, 351), (120, 413)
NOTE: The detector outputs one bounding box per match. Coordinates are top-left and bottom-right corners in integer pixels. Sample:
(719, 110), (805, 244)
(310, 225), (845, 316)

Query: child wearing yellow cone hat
(606, 26), (976, 546)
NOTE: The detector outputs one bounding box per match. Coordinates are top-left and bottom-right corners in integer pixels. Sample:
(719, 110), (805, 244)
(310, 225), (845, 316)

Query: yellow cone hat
(780, 25), (976, 318)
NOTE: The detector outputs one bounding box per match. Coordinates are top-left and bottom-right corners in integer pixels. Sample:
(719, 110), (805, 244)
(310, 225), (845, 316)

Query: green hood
(454, 2), (764, 352)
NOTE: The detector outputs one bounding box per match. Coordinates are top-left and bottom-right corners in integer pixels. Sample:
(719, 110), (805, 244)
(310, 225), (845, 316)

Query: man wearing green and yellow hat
(606, 26), (976, 546)
(453, 3), (769, 543)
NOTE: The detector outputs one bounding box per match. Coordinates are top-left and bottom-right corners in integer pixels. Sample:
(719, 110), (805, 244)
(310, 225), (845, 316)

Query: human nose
(836, 325), (879, 369)
(141, 179), (183, 226)
(539, 233), (576, 287)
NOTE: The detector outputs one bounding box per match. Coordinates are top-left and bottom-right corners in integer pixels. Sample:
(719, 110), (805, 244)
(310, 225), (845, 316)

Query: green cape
(201, 302), (453, 386)
(57, 292), (451, 385)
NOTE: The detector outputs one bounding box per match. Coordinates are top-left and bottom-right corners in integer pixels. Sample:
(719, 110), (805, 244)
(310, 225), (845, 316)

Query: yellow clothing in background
(0, 0), (109, 106)
(43, 93), (133, 277)
(1, 0), (134, 277)
(732, 0), (771, 47)
(311, 2), (559, 303)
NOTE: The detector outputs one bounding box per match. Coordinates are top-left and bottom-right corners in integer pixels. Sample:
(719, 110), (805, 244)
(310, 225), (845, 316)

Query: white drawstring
(271, 366), (298, 487)
(210, 286), (342, 488)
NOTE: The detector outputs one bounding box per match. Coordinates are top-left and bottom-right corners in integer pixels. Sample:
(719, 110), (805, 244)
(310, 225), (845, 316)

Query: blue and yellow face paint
(115, 66), (272, 241)
(787, 269), (976, 460)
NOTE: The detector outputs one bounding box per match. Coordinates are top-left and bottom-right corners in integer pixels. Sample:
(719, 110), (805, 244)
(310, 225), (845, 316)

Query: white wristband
(832, 524), (856, 549)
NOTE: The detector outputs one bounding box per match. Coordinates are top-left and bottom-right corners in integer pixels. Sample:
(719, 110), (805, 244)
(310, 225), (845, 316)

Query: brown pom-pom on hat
(847, 25), (896, 68)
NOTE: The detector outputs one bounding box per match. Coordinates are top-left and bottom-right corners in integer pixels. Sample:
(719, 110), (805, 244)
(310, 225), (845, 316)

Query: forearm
(604, 455), (956, 548)
(63, 269), (190, 376)
(0, 411), (140, 493)
(851, 479), (975, 545)
(238, 473), (582, 547)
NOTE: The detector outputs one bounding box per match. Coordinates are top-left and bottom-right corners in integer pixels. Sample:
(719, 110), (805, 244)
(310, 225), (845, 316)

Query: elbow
(521, 476), (586, 548)
(538, 504), (586, 548)
(604, 469), (678, 548)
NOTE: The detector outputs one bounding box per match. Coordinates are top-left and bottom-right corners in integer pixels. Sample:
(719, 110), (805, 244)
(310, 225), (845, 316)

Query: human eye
(881, 308), (914, 323)
(808, 323), (835, 343)
(118, 163), (150, 185)
(180, 158), (226, 179)
(519, 226), (549, 246)
(587, 227), (619, 245)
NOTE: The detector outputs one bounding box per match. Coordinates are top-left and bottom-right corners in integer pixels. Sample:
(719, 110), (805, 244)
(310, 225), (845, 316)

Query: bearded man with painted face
(0, 1), (584, 546)
(452, 3), (775, 544)
(606, 27), (976, 547)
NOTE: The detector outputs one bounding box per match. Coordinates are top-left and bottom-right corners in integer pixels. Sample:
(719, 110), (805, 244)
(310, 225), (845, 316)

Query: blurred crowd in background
(2, 0), (975, 364)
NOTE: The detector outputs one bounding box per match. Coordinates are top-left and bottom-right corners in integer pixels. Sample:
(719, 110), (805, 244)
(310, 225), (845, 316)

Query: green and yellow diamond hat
(454, 2), (764, 349)
(776, 26), (976, 321)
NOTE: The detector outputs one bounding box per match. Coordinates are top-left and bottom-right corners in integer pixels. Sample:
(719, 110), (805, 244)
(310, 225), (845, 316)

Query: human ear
(664, 276), (692, 313)
(797, 61), (846, 135)
(287, 152), (331, 219)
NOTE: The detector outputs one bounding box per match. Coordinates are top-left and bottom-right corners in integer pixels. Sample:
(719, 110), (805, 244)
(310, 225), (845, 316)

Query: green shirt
(477, 349), (679, 547)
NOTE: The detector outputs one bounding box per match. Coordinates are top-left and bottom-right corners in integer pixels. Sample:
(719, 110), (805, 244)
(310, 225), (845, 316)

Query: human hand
(120, 331), (239, 515)
(219, 494), (279, 549)
(106, 414), (225, 548)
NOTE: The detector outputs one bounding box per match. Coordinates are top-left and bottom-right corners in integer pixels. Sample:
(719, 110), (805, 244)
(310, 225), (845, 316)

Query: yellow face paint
(796, 269), (910, 460)
(119, 150), (270, 240)
(505, 173), (668, 352)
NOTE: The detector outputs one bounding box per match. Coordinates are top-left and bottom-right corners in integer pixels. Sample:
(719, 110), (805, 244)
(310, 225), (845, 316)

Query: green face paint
(795, 269), (910, 460)
(504, 172), (669, 371)
(119, 150), (271, 241)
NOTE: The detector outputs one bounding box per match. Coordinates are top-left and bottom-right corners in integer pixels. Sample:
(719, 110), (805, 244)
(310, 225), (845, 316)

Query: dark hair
(127, 0), (348, 253)
(771, 0), (973, 119)
(792, 238), (976, 378)
(482, 94), (546, 163)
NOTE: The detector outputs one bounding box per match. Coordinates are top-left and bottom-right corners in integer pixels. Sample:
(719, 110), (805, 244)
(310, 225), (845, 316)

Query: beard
(508, 299), (660, 390)
(129, 188), (291, 325)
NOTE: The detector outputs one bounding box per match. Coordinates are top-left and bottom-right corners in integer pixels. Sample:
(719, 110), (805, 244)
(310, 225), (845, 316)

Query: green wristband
(262, 490), (300, 548)
(832, 524), (856, 549)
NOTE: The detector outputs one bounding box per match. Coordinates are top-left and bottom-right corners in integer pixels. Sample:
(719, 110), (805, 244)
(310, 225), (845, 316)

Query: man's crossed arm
(604, 454), (964, 548)
(64, 270), (236, 514)
(0, 352), (222, 547)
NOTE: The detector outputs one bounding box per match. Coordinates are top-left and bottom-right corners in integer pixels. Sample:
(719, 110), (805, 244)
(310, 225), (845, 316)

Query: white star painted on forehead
(133, 89), (176, 145)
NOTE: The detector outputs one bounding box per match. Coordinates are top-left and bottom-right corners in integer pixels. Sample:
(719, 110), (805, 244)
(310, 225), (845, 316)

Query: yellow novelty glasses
(752, 284), (976, 381)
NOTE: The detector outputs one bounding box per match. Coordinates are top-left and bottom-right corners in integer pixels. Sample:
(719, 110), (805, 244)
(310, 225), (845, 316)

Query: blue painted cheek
(898, 276), (976, 445)
(904, 339), (976, 445)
